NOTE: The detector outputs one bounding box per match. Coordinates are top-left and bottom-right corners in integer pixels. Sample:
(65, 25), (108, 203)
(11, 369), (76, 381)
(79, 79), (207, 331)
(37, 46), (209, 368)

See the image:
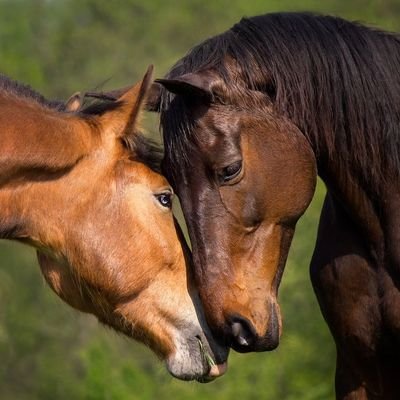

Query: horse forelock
(160, 12), (400, 190)
(80, 91), (163, 172)
(122, 133), (163, 173)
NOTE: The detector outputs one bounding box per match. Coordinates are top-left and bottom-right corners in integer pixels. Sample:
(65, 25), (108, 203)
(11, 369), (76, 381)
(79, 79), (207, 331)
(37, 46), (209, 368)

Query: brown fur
(0, 67), (228, 381)
(158, 84), (316, 351)
(157, 11), (400, 396)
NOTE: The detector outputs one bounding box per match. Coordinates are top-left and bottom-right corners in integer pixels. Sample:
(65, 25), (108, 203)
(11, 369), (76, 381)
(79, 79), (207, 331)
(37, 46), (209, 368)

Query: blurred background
(0, 1), (399, 399)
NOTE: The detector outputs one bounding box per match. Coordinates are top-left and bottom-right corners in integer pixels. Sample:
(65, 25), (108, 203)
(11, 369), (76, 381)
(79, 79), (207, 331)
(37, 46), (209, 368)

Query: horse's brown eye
(156, 192), (173, 208)
(219, 160), (242, 183)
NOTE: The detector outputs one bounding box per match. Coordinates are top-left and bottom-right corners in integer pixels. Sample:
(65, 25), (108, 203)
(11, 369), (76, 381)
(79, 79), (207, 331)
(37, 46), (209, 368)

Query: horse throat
(318, 156), (384, 264)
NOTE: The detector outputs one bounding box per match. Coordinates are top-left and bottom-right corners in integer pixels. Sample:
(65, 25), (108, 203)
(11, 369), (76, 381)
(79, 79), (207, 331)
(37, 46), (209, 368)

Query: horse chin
(165, 330), (229, 383)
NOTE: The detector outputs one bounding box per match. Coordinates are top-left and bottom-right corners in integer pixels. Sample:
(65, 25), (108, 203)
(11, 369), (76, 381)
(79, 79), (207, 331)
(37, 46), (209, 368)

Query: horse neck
(0, 95), (95, 180)
(0, 95), (95, 245)
(317, 151), (385, 258)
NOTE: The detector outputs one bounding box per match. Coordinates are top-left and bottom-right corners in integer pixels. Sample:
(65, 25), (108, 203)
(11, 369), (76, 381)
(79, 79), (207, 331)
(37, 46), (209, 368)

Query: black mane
(0, 74), (66, 111)
(161, 12), (400, 187)
(0, 74), (162, 171)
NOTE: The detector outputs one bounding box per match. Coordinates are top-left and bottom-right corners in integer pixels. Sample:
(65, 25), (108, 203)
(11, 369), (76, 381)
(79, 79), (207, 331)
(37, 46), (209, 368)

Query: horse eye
(156, 192), (173, 209)
(219, 160), (242, 183)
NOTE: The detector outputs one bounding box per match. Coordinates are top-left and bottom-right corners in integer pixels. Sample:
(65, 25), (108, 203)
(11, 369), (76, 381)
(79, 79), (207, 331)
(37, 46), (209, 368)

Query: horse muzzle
(227, 302), (281, 353)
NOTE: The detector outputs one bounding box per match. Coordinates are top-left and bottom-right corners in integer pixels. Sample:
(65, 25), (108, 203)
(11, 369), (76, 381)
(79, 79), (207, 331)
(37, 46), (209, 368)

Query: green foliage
(0, 1), (398, 399)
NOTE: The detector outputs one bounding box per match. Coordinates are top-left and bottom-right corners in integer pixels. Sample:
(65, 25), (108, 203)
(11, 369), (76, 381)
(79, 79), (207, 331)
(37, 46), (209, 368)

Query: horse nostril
(231, 322), (250, 346)
(230, 317), (257, 348)
(228, 306), (280, 352)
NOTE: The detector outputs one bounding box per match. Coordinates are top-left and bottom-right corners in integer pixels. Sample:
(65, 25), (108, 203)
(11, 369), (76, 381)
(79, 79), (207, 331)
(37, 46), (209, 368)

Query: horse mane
(0, 74), (162, 171)
(0, 74), (66, 111)
(161, 12), (400, 188)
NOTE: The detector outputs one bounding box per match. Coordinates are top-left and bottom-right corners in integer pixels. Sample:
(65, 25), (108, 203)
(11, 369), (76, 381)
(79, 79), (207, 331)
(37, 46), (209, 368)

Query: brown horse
(0, 66), (228, 382)
(154, 13), (400, 399)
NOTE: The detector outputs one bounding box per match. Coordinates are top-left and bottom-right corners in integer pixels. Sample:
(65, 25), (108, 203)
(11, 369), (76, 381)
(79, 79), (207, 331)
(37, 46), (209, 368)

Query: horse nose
(229, 316), (258, 352)
(228, 309), (280, 353)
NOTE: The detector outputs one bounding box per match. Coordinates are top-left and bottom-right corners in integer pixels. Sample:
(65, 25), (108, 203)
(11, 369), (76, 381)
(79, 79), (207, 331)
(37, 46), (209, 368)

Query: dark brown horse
(0, 66), (228, 382)
(154, 13), (400, 398)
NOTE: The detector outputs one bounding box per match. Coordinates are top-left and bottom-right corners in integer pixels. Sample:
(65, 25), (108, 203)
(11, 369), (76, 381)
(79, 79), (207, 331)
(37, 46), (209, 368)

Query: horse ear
(65, 92), (82, 112)
(99, 65), (154, 138)
(155, 71), (216, 101)
(144, 82), (162, 112)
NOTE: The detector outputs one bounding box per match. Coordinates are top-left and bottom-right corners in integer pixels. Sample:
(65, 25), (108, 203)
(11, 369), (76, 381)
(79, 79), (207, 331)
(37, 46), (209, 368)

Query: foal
(0, 66), (227, 381)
